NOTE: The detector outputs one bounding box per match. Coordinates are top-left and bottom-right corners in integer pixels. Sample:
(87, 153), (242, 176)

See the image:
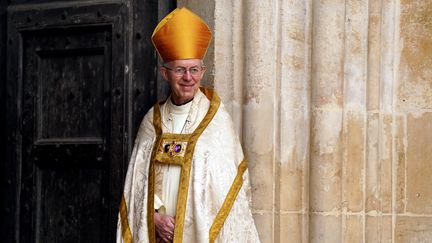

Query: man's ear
(201, 66), (206, 77)
(160, 66), (169, 80)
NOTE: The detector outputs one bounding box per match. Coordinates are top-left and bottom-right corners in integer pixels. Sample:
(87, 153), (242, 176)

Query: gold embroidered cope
(120, 88), (250, 243)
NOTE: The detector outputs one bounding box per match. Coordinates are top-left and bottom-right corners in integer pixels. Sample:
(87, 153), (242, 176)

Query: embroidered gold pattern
(160, 140), (188, 157)
(154, 134), (190, 166)
(146, 107), (163, 243)
(120, 195), (133, 243)
(147, 88), (221, 243)
(209, 159), (248, 243)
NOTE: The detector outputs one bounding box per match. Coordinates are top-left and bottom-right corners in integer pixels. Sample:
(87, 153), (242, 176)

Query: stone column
(277, 1), (312, 242)
(309, 0), (345, 241)
(394, 0), (432, 242)
(365, 0), (394, 241)
(241, 1), (279, 242)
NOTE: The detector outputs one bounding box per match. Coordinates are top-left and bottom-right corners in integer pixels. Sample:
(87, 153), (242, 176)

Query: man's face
(161, 59), (206, 105)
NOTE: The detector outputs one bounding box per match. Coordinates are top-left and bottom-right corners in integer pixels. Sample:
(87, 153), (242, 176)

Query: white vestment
(154, 97), (192, 216)
(116, 89), (261, 243)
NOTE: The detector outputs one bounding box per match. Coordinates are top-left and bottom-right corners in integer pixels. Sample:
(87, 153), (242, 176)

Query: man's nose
(182, 70), (192, 80)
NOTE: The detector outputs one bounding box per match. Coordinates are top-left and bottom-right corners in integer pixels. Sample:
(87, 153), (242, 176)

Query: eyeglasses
(163, 65), (204, 76)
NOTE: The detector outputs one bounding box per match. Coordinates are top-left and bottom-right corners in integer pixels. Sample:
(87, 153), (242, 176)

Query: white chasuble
(116, 88), (261, 243)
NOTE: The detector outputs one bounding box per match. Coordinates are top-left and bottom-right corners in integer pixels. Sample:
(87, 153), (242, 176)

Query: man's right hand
(154, 212), (175, 242)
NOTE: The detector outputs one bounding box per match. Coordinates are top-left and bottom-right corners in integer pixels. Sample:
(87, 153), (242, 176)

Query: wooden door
(2, 0), (175, 242)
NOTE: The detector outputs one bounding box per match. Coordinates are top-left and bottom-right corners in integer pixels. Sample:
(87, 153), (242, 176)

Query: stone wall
(178, 0), (432, 242)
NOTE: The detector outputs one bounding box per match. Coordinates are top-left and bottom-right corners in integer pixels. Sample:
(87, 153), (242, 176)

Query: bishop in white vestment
(116, 7), (260, 243)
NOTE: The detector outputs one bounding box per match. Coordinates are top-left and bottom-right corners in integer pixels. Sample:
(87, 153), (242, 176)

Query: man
(116, 7), (260, 243)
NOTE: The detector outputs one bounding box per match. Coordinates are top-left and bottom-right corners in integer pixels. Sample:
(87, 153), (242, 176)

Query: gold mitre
(151, 7), (212, 62)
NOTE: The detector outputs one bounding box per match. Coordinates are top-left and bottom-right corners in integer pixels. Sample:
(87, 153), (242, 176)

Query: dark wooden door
(2, 0), (175, 242)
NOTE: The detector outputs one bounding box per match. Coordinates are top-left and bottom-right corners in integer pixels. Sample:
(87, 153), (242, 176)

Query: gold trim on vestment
(147, 107), (164, 243)
(147, 88), (221, 243)
(120, 195), (133, 243)
(154, 134), (191, 165)
(209, 159), (248, 243)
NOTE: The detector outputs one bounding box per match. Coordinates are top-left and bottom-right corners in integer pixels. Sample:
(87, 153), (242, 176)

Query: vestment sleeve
(154, 194), (166, 213)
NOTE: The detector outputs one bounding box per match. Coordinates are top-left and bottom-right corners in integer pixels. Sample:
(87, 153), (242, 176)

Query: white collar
(161, 90), (206, 133)
(166, 97), (193, 115)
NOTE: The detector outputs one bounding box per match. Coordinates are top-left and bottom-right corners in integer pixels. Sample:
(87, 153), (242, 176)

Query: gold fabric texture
(151, 7), (212, 62)
(120, 195), (133, 243)
(209, 159), (248, 243)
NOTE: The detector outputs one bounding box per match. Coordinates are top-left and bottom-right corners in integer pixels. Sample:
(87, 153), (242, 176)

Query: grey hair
(163, 59), (205, 67)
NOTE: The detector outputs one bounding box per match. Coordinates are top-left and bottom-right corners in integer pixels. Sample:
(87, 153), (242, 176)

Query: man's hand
(154, 212), (175, 242)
